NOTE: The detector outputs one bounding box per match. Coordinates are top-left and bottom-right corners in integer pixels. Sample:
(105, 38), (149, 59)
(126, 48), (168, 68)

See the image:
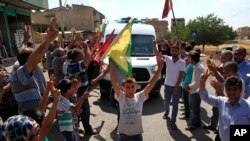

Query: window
(105, 34), (155, 56)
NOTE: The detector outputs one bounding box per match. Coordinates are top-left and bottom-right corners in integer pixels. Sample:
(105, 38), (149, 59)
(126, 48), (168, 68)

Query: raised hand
(201, 69), (210, 80)
(200, 69), (211, 90)
(206, 59), (216, 70)
(52, 89), (61, 101)
(47, 74), (56, 91)
(47, 18), (59, 42)
(156, 53), (164, 67)
(23, 25), (31, 42)
(82, 91), (90, 100)
(210, 80), (224, 96)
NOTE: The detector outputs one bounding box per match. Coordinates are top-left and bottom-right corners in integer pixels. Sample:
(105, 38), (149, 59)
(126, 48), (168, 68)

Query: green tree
(163, 14), (236, 51)
(185, 13), (236, 51)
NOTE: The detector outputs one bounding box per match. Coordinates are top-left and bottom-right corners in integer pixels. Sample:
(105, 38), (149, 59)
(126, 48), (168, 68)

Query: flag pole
(170, 0), (180, 40)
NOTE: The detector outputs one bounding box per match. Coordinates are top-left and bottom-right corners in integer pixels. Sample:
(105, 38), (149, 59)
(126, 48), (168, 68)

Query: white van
(99, 21), (162, 97)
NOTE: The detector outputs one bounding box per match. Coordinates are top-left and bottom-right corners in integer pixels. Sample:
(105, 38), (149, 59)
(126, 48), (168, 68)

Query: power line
(225, 7), (250, 19)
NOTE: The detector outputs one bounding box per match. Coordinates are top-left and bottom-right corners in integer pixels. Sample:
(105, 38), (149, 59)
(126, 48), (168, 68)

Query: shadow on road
(143, 94), (164, 115)
(110, 127), (119, 141)
(93, 97), (117, 114)
(166, 118), (213, 141)
(200, 106), (211, 125)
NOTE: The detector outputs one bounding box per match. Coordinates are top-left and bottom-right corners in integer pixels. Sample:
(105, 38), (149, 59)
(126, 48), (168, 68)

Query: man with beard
(233, 47), (250, 99)
(161, 45), (185, 130)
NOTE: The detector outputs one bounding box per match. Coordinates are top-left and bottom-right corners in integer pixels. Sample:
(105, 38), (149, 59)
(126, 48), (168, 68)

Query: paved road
(3, 56), (218, 141)
(46, 83), (216, 141)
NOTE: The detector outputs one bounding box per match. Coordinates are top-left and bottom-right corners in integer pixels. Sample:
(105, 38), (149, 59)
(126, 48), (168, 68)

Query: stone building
(171, 18), (185, 28)
(237, 26), (250, 39)
(144, 18), (168, 37)
(31, 4), (105, 33)
(0, 0), (48, 58)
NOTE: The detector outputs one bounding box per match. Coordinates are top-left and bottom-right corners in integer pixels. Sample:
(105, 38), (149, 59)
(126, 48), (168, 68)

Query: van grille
(132, 68), (150, 81)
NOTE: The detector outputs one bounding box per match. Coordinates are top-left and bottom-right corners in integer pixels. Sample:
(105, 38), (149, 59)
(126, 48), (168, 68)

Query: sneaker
(185, 124), (200, 130)
(179, 107), (185, 111)
(179, 115), (189, 120)
(85, 129), (98, 135)
(203, 125), (217, 131)
(163, 113), (169, 120)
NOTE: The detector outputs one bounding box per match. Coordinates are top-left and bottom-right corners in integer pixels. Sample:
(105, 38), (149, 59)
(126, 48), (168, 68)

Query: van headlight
(150, 65), (158, 73)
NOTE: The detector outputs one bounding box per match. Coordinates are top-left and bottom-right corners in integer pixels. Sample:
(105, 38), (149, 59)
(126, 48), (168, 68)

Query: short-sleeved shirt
(164, 56), (186, 86)
(57, 96), (74, 132)
(13, 62), (46, 94)
(10, 65), (41, 114)
(115, 90), (148, 135)
(182, 63), (193, 88)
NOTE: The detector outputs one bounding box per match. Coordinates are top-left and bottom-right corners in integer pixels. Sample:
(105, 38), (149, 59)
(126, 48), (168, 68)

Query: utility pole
(59, 0), (65, 39)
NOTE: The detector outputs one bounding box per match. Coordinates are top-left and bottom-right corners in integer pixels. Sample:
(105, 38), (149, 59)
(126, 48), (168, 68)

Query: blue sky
(49, 0), (250, 30)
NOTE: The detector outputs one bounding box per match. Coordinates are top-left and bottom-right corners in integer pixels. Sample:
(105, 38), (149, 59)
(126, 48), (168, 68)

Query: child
(109, 55), (163, 141)
(57, 79), (89, 141)
(69, 78), (81, 140)
(200, 71), (250, 141)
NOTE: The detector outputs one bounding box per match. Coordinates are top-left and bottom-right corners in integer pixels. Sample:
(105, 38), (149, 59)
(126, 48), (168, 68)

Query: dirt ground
(195, 40), (250, 59)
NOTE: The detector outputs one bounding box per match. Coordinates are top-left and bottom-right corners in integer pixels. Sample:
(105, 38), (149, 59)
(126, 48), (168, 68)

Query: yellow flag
(105, 18), (134, 76)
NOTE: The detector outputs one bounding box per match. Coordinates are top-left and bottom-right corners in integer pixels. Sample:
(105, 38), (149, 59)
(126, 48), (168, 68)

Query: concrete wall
(31, 4), (105, 32)
(144, 19), (168, 37)
(237, 26), (250, 39)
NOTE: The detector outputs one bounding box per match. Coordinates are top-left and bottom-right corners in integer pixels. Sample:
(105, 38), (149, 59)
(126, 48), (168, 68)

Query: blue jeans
(164, 85), (182, 124)
(183, 89), (190, 118)
(190, 93), (201, 126)
(119, 133), (143, 141)
(110, 89), (120, 123)
(62, 131), (76, 141)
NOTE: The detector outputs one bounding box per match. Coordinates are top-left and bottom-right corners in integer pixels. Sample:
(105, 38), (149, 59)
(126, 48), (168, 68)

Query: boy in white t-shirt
(109, 55), (163, 141)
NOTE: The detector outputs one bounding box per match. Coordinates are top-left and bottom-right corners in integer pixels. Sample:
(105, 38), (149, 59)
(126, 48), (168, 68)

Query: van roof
(40, 30), (85, 35)
(104, 23), (156, 37)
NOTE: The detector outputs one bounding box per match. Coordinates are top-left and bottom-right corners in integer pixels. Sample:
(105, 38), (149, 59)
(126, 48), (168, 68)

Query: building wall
(237, 26), (250, 39)
(0, 0), (48, 58)
(31, 4), (105, 33)
(171, 18), (185, 28)
(144, 18), (168, 37)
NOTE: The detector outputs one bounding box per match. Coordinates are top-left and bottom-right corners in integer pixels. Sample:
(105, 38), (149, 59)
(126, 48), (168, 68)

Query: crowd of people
(0, 19), (250, 141)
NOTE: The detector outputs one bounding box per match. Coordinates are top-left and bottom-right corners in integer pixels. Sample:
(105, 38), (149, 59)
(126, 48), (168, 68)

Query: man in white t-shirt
(162, 45), (186, 130)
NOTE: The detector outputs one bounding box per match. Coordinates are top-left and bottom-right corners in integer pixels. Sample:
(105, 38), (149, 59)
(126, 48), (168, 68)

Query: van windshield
(105, 34), (155, 57)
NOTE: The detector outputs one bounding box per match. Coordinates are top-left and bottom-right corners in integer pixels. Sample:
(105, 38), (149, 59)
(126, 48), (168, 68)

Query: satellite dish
(66, 4), (71, 10)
